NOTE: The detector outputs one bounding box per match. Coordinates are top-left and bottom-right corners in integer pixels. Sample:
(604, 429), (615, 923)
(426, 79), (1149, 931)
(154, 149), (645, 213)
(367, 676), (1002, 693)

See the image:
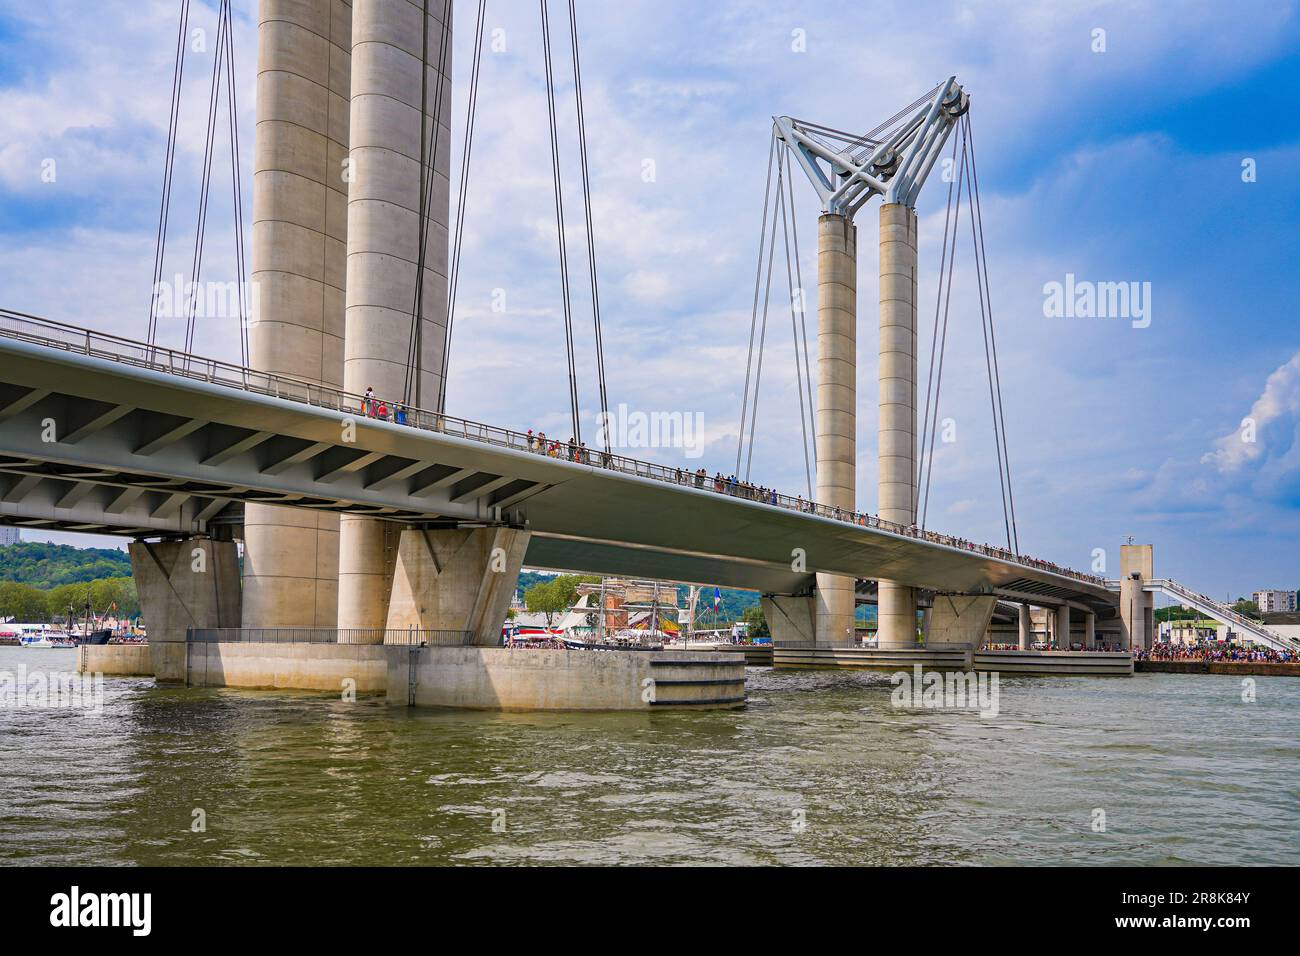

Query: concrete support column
(1085, 611), (1096, 650)
(876, 202), (919, 648)
(130, 539), (242, 682)
(386, 527), (530, 645)
(243, 0), (353, 629)
(339, 0), (453, 630)
(338, 518), (401, 637)
(761, 594), (816, 646)
(1055, 605), (1071, 651)
(1018, 603), (1032, 650)
(927, 595), (996, 649)
(814, 213), (857, 646)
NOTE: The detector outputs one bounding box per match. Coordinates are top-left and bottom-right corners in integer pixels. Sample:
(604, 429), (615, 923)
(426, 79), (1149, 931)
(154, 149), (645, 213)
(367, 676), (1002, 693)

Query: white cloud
(1201, 352), (1300, 473)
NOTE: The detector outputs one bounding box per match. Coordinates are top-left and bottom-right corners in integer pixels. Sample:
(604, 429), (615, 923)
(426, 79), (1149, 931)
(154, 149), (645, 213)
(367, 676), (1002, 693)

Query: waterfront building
(1253, 589), (1298, 613)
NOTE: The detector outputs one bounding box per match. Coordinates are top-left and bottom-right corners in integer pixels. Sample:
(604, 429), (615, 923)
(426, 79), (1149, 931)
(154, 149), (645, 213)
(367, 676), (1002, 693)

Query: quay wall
(394, 646), (746, 711)
(83, 641), (748, 709)
(1136, 660), (1300, 678)
(672, 643), (774, 666)
(185, 643), (389, 692)
(774, 645), (1134, 676)
(78, 644), (153, 677)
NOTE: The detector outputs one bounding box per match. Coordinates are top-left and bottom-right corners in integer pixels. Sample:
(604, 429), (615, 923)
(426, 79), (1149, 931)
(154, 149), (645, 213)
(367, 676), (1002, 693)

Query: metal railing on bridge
(186, 627), (474, 646)
(0, 307), (1106, 590)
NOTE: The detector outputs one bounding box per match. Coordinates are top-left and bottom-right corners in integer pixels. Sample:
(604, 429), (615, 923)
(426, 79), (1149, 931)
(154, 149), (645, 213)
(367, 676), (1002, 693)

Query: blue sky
(0, 0), (1297, 599)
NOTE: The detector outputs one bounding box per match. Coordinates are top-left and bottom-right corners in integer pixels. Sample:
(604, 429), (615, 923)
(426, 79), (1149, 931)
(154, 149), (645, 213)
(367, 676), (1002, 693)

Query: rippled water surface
(1, 647), (1296, 865)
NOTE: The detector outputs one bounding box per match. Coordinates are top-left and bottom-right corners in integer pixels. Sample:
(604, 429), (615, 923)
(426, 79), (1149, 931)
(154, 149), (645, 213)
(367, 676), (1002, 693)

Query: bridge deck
(0, 311), (1115, 610)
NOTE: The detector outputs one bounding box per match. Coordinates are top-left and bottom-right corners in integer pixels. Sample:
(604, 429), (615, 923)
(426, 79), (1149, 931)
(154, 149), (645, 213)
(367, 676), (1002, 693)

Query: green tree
(524, 580), (569, 626)
(0, 541), (131, 586)
(1231, 599), (1261, 620)
(523, 574), (599, 626)
(740, 604), (769, 638)
(0, 581), (52, 622)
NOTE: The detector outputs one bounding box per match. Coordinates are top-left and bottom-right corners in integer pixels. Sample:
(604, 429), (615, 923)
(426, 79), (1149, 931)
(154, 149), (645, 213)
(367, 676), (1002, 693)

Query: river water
(1, 646), (1296, 866)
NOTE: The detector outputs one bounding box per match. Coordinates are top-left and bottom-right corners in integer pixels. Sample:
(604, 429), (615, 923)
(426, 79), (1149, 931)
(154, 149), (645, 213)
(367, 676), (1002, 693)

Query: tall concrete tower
(337, 0), (453, 632)
(774, 78), (968, 648)
(875, 201), (920, 648)
(812, 212), (858, 644)
(243, 0), (353, 629)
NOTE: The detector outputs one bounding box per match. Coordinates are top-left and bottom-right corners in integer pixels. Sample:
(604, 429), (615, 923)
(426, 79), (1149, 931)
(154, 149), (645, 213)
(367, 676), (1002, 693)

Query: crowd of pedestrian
(373, 397), (1105, 588)
(1135, 642), (1297, 663)
(361, 386), (409, 425)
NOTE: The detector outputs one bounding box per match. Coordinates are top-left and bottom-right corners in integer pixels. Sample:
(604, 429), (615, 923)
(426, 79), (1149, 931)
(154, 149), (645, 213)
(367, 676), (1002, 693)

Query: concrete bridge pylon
(772, 77), (969, 648)
(338, 0), (455, 633)
(242, 0), (353, 630)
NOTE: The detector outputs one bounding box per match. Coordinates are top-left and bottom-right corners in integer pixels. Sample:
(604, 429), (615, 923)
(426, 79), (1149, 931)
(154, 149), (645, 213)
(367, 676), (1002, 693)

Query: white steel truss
(773, 76), (970, 217)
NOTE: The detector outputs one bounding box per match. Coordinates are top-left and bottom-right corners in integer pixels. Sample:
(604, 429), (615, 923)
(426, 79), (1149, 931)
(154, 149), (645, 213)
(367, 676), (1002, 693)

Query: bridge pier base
(926, 595), (996, 649)
(1018, 603), (1032, 650)
(386, 526), (530, 645)
(761, 594), (816, 646)
(1055, 604), (1071, 650)
(129, 538), (241, 682)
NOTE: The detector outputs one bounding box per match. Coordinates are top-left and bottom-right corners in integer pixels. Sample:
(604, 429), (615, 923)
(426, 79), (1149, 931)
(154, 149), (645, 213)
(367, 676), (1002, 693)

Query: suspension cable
(735, 135), (777, 476)
(962, 122), (1013, 551)
(567, 0), (611, 453)
(784, 157), (817, 494)
(438, 0), (487, 415)
(916, 125), (961, 517)
(183, 0), (230, 359)
(743, 152), (785, 481)
(146, 0), (191, 351)
(539, 0), (582, 443)
(967, 115), (1019, 553)
(776, 152), (813, 498)
(221, 0), (249, 370)
(404, 0), (453, 410)
(919, 121), (968, 529)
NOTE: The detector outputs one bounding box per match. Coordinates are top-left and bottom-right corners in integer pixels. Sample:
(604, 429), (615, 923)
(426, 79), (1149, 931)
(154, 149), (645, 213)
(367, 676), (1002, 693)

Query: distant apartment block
(0, 526), (19, 546)
(1253, 589), (1298, 613)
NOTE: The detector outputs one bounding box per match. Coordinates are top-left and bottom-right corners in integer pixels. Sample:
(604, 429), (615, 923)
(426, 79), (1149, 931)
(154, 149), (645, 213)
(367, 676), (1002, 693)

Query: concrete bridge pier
(927, 594), (996, 648)
(761, 593), (817, 646)
(813, 213), (858, 647)
(129, 538), (241, 681)
(338, 518), (402, 634)
(386, 526), (530, 644)
(876, 203), (920, 649)
(1085, 611), (1096, 649)
(1018, 603), (1032, 649)
(1055, 604), (1071, 650)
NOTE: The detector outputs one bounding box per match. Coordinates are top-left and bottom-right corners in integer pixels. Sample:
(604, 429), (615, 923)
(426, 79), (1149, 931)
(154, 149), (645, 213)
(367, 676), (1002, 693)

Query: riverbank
(1136, 659), (1300, 677)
